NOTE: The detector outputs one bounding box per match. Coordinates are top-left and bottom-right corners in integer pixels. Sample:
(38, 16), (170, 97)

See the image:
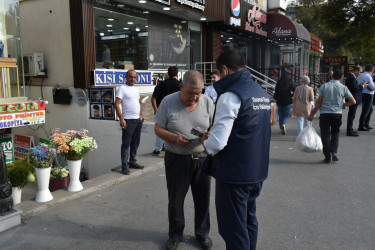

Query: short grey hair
(182, 70), (204, 88)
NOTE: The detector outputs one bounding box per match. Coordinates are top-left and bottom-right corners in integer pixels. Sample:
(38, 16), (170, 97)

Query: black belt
(167, 151), (208, 159)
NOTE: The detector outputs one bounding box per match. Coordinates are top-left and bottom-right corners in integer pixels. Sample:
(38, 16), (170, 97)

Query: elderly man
(114, 69), (144, 175)
(308, 69), (356, 163)
(154, 70), (214, 250)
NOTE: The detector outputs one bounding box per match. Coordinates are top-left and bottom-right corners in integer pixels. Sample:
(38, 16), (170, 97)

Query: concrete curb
(16, 157), (165, 219)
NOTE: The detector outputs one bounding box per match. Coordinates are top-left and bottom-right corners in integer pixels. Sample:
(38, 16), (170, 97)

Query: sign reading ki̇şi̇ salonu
(0, 102), (46, 129)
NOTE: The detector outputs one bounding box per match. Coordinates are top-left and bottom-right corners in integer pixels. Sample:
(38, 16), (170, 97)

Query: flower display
(29, 143), (57, 168)
(50, 166), (69, 179)
(50, 128), (98, 161)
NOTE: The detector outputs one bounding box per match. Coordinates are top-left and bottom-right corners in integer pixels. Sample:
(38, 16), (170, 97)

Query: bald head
(182, 70), (204, 89)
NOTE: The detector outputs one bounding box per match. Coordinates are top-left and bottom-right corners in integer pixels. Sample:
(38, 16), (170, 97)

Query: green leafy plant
(50, 166), (69, 179)
(7, 159), (35, 188)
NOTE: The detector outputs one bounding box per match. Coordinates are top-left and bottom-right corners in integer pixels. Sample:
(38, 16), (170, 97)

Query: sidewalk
(15, 153), (165, 219)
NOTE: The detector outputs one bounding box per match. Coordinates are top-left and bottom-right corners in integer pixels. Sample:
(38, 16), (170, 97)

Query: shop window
(0, 1), (25, 100)
(282, 52), (293, 66)
(94, 6), (148, 70)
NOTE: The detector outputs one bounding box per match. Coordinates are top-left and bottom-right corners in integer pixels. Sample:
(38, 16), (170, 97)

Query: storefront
(309, 33), (324, 75)
(202, 0), (268, 73)
(267, 13), (311, 83)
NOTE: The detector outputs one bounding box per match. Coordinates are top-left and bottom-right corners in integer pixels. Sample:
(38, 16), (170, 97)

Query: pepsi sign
(231, 0), (240, 17)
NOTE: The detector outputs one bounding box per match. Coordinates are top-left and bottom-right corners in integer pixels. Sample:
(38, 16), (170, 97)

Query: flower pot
(12, 187), (22, 205)
(35, 167), (53, 202)
(67, 159), (83, 192)
(49, 177), (68, 192)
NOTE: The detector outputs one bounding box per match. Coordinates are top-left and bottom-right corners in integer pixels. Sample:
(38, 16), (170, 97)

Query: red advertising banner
(13, 134), (34, 161)
(0, 101), (45, 129)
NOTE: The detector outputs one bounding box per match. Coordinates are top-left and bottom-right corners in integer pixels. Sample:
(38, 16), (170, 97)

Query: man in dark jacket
(156, 66), (181, 102)
(201, 50), (271, 250)
(345, 66), (368, 136)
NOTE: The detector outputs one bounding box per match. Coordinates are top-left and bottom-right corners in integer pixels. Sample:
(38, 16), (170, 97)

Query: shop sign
(0, 102), (45, 129)
(13, 134), (34, 161)
(310, 35), (324, 54)
(271, 27), (292, 37)
(323, 56), (347, 66)
(94, 70), (152, 86)
(0, 128), (13, 163)
(176, 0), (205, 11)
(229, 0), (241, 26)
(245, 6), (267, 37)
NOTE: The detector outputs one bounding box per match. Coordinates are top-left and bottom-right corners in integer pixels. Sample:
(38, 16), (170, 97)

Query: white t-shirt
(204, 85), (218, 103)
(116, 84), (140, 119)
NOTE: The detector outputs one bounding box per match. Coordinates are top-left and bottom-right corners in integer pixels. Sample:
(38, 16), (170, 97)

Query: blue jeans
(297, 116), (308, 134)
(155, 136), (164, 151)
(277, 104), (292, 129)
(216, 181), (263, 250)
(121, 119), (143, 170)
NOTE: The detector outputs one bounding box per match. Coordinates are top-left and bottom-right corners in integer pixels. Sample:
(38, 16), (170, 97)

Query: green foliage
(7, 159), (34, 188)
(289, 0), (375, 63)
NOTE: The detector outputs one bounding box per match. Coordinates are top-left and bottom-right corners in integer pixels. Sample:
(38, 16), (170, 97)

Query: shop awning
(267, 13), (311, 43)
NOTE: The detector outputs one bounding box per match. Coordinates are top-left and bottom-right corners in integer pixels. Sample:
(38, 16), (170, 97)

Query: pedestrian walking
(114, 69), (144, 175)
(154, 70), (214, 250)
(307, 69), (356, 163)
(202, 50), (271, 250)
(292, 75), (314, 134)
(274, 69), (295, 135)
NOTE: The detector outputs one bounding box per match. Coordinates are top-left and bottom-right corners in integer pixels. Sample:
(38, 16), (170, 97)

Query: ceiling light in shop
(200, 17), (206, 21)
(139, 0), (147, 3)
(108, 30), (113, 32)
(108, 18), (114, 21)
(135, 27), (140, 32)
(145, 25), (148, 28)
(181, 20), (187, 23)
(100, 33), (104, 36)
(226, 40), (230, 43)
(123, 27), (129, 30)
(220, 35), (223, 37)
(128, 22), (134, 25)
(143, 11), (149, 14)
(107, 24), (113, 27)
(118, 4), (125, 7)
(163, 7), (170, 10)
(229, 37), (233, 40)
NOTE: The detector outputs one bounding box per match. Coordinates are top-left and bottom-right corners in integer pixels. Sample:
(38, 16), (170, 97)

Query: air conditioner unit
(23, 52), (46, 76)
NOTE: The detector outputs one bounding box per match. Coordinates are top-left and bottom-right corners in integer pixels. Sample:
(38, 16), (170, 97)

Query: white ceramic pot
(35, 167), (53, 202)
(67, 159), (83, 192)
(12, 187), (22, 205)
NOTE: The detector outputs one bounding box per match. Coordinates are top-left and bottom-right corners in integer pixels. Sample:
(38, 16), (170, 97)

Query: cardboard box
(124, 64), (134, 70)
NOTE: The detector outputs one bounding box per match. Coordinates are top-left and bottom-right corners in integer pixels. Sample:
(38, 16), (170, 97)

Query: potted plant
(50, 128), (97, 192)
(7, 159), (35, 204)
(28, 143), (57, 202)
(49, 166), (69, 192)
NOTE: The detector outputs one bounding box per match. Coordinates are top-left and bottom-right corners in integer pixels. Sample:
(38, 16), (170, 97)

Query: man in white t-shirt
(114, 69), (144, 175)
(204, 70), (220, 103)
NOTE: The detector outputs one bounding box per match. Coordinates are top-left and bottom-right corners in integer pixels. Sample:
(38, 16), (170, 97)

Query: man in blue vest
(201, 50), (271, 250)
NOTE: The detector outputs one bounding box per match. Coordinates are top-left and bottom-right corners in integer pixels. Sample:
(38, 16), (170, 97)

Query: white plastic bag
(296, 122), (322, 152)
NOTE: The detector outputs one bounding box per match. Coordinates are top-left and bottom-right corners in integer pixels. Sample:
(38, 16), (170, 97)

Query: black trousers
(319, 114), (342, 159)
(347, 103), (358, 133)
(359, 93), (374, 128)
(164, 151), (211, 240)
